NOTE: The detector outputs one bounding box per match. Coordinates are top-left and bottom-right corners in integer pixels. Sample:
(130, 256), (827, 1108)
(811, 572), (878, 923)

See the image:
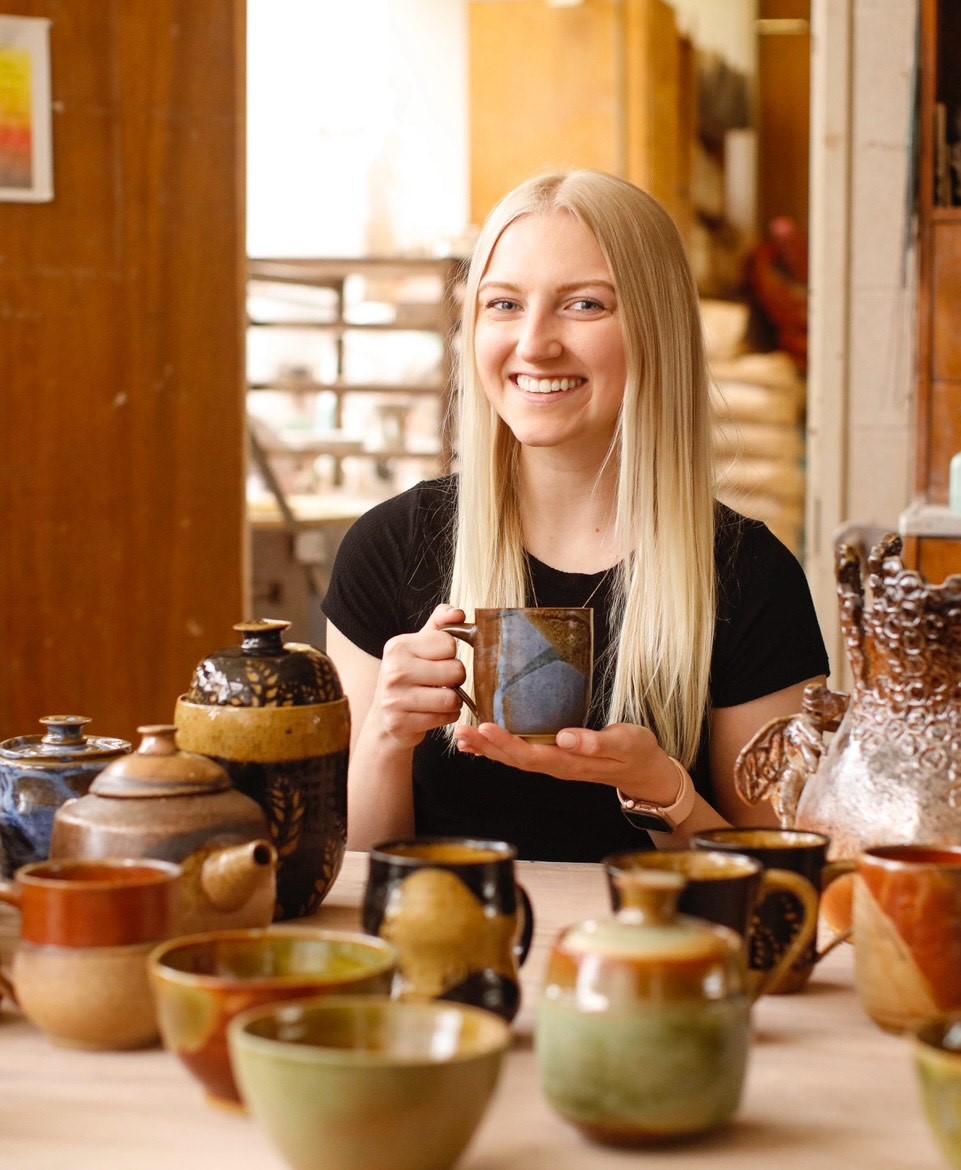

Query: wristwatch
(617, 757), (696, 833)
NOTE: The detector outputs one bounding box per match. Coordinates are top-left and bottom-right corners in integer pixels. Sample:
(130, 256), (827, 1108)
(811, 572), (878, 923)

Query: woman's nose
(515, 310), (563, 362)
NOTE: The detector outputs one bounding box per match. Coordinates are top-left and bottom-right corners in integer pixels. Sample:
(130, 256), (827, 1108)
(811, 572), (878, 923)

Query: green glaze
(915, 1027), (961, 1168)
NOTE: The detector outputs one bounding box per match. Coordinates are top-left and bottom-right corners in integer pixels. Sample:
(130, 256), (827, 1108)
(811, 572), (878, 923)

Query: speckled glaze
(174, 620), (348, 919)
(537, 871), (751, 1144)
(0, 716), (130, 877)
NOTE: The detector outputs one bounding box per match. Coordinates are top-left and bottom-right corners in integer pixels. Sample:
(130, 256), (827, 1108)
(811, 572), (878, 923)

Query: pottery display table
(0, 851), (944, 1169)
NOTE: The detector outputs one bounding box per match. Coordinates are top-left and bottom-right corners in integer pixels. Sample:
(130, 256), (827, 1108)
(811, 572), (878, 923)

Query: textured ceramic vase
(734, 534), (961, 858)
(537, 869), (751, 1144)
(0, 716), (130, 878)
(174, 619), (349, 919)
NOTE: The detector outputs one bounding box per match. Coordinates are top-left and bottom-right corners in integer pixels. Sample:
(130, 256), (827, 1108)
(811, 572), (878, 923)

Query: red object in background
(747, 216), (809, 372)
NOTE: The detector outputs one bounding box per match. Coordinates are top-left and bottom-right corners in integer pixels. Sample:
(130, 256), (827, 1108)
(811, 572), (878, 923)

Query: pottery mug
(0, 857), (182, 1049)
(853, 844), (961, 1034)
(445, 608), (593, 742)
(693, 828), (852, 993)
(604, 848), (819, 999)
(362, 837), (534, 1022)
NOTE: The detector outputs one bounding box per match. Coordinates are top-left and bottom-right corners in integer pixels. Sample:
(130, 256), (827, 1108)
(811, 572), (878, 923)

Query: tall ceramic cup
(0, 858), (181, 1049)
(445, 608), (593, 742)
(362, 837), (534, 1022)
(693, 828), (851, 993)
(603, 849), (818, 1000)
(854, 844), (961, 1034)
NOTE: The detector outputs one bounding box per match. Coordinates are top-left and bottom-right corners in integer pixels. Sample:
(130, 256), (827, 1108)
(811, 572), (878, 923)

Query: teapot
(49, 725), (278, 935)
(536, 868), (751, 1143)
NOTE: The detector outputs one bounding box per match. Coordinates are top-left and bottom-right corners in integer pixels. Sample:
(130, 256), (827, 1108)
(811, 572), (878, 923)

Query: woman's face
(473, 210), (627, 458)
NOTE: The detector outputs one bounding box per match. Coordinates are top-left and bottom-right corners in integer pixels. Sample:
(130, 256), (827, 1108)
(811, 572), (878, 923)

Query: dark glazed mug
(445, 608), (593, 742)
(362, 837), (534, 1022)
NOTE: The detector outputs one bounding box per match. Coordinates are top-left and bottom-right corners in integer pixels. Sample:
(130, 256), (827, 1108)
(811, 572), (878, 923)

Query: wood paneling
(0, 2), (246, 742)
(757, 0), (810, 235)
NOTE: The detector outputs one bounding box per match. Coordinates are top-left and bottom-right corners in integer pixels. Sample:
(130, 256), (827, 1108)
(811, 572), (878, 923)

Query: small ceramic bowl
(914, 1014), (961, 1167)
(148, 928), (396, 1105)
(229, 995), (511, 1170)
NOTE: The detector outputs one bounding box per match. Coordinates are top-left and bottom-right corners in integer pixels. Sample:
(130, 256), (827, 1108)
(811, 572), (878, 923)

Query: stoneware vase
(734, 534), (961, 858)
(174, 619), (348, 919)
(50, 725), (277, 935)
(537, 869), (751, 1144)
(0, 716), (130, 878)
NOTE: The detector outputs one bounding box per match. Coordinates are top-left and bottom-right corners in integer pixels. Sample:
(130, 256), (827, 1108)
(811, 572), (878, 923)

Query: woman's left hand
(455, 721), (683, 806)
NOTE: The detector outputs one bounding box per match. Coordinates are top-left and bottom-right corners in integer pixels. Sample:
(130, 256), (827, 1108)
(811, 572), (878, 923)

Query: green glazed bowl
(229, 994), (511, 1170)
(914, 1014), (961, 1167)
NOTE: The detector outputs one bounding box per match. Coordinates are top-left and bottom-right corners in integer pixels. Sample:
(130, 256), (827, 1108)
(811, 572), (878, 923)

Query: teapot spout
(200, 839), (278, 914)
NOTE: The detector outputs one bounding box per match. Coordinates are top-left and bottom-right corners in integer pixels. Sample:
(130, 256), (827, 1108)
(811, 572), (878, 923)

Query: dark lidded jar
(173, 619), (349, 919)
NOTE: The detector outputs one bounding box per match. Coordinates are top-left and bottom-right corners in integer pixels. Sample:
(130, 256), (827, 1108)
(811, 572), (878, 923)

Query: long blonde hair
(448, 170), (715, 766)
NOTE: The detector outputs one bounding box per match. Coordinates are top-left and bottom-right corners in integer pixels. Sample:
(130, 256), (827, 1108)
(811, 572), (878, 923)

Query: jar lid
(184, 619), (344, 708)
(90, 725), (232, 798)
(0, 716), (130, 763)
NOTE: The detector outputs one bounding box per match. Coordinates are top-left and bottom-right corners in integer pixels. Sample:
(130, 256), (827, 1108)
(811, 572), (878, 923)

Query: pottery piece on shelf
(734, 534), (961, 858)
(0, 716), (130, 878)
(49, 725), (277, 935)
(174, 619), (349, 919)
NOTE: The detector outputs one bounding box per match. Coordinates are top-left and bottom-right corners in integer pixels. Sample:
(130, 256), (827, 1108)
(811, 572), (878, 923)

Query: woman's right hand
(371, 604), (468, 749)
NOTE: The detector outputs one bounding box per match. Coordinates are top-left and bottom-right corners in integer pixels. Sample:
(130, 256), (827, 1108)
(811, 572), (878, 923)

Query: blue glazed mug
(446, 608), (593, 743)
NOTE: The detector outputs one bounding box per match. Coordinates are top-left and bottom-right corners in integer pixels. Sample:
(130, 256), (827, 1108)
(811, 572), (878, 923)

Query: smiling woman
(322, 169), (829, 863)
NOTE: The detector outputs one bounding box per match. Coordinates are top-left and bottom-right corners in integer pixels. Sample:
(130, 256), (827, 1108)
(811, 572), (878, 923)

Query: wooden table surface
(0, 851), (944, 1170)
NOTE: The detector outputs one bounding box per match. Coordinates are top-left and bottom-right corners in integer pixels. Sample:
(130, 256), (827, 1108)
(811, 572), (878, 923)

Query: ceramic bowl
(148, 928), (396, 1104)
(229, 995), (511, 1170)
(914, 1014), (961, 1167)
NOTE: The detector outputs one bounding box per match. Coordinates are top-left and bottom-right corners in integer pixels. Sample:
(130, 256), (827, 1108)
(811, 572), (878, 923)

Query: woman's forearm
(345, 719), (417, 850)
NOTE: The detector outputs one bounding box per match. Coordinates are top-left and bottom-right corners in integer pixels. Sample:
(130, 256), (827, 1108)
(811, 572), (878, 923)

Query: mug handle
(444, 623), (478, 717)
(748, 867), (820, 1000)
(514, 883), (535, 966)
(814, 859), (857, 958)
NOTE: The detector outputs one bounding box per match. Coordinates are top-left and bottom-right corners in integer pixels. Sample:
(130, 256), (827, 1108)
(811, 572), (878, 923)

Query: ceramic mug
(603, 848), (819, 999)
(445, 608), (593, 742)
(362, 837), (534, 1022)
(0, 857), (182, 1049)
(693, 828), (852, 994)
(854, 844), (961, 1034)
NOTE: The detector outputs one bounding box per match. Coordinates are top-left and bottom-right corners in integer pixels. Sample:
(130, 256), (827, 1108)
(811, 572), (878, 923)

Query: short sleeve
(710, 513), (830, 708)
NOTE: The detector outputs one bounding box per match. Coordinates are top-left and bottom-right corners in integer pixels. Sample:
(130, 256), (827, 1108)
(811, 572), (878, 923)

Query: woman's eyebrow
(478, 279), (616, 293)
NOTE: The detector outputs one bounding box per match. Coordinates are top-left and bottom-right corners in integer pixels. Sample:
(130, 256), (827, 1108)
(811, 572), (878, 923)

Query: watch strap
(617, 757), (696, 833)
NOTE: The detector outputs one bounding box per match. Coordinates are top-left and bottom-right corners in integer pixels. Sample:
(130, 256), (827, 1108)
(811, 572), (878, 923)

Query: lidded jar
(173, 619), (349, 919)
(536, 869), (751, 1144)
(0, 716), (130, 877)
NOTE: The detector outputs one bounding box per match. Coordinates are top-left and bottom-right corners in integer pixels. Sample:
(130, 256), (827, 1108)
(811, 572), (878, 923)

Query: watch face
(620, 805), (675, 833)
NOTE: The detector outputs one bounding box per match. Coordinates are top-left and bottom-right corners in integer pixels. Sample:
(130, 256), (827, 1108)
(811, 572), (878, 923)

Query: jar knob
(612, 869), (685, 925)
(135, 725), (180, 756)
(233, 619), (291, 657)
(39, 715), (92, 747)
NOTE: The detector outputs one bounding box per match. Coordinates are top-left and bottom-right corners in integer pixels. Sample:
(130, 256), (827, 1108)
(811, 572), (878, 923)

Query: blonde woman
(323, 170), (828, 861)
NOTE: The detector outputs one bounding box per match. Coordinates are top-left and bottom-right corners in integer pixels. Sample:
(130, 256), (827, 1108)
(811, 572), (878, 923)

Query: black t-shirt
(322, 476), (829, 862)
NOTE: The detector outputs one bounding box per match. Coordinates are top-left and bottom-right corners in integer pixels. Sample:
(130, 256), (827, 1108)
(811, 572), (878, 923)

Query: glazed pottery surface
(446, 608), (593, 741)
(734, 535), (961, 858)
(0, 858), (181, 1049)
(0, 716), (130, 877)
(914, 1015), (961, 1168)
(693, 828), (845, 994)
(537, 870), (751, 1143)
(149, 928), (396, 1104)
(174, 619), (348, 919)
(229, 994), (510, 1170)
(362, 837), (533, 1022)
(853, 845), (961, 1034)
(50, 725), (277, 934)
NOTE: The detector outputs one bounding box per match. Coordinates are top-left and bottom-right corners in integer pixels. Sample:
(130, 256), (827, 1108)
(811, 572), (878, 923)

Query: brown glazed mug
(604, 849), (819, 999)
(693, 828), (852, 994)
(0, 858), (181, 1049)
(362, 837), (534, 1022)
(445, 608), (593, 742)
(854, 844), (961, 1034)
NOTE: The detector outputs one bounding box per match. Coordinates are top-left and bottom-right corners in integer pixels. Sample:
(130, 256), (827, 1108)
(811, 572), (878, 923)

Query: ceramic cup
(692, 828), (851, 993)
(148, 927), (397, 1105)
(603, 848), (819, 999)
(853, 844), (961, 1034)
(0, 857), (181, 1049)
(445, 608), (593, 741)
(362, 837), (534, 1022)
(914, 1014), (961, 1168)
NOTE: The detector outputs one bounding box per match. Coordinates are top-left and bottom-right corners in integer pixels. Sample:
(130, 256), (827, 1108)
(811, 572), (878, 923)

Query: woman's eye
(484, 298), (520, 312)
(570, 298), (605, 312)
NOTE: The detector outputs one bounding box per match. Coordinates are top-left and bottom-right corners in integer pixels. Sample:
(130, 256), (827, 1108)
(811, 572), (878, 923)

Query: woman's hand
(455, 721), (683, 807)
(370, 604), (468, 749)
